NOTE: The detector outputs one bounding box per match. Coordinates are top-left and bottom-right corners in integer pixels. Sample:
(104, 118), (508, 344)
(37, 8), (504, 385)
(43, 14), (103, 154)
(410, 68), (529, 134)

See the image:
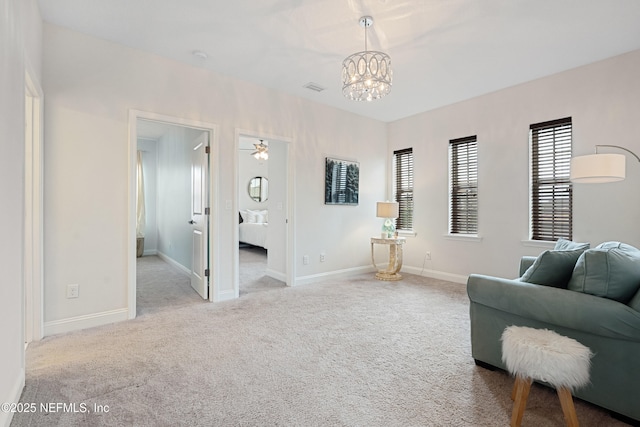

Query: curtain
(136, 150), (146, 238)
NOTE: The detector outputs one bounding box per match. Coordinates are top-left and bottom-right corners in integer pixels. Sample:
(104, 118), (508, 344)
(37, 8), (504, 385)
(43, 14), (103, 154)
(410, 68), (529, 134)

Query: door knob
(188, 220), (196, 224)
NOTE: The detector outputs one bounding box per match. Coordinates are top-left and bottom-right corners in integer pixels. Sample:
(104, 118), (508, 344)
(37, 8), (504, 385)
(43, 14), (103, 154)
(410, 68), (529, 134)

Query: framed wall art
(325, 157), (359, 205)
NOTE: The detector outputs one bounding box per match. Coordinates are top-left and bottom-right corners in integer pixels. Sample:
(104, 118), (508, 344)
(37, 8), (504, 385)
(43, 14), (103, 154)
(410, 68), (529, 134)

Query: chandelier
(251, 140), (268, 160)
(342, 16), (392, 102)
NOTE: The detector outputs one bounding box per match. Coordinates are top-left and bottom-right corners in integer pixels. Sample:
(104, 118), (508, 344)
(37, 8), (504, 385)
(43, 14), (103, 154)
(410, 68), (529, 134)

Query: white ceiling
(38, 0), (640, 123)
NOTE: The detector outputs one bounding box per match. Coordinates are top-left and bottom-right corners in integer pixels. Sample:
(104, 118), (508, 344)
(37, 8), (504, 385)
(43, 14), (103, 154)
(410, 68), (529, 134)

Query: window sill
(521, 240), (555, 249)
(397, 230), (417, 238)
(445, 234), (482, 242)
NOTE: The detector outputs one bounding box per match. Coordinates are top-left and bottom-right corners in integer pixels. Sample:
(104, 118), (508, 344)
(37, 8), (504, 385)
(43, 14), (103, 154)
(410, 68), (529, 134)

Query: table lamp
(376, 201), (399, 238)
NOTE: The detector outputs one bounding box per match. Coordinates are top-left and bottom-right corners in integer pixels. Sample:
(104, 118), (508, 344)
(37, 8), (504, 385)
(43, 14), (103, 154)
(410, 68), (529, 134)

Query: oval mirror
(248, 176), (268, 202)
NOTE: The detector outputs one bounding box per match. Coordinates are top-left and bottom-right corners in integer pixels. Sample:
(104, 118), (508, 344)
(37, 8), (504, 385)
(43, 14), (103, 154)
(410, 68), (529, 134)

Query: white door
(190, 132), (209, 299)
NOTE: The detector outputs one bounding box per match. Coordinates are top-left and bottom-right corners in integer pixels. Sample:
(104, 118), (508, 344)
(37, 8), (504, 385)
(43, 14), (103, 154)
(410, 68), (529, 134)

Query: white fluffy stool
(501, 326), (592, 427)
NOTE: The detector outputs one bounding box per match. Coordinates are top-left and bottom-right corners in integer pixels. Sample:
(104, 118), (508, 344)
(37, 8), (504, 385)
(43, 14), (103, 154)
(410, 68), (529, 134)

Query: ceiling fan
(251, 140), (268, 160)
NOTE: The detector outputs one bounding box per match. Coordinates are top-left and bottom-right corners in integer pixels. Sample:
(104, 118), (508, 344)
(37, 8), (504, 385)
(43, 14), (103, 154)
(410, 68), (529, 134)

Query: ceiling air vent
(303, 82), (326, 93)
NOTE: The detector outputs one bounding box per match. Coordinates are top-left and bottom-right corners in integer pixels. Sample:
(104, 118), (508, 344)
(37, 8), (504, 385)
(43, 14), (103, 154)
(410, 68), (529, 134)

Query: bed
(239, 210), (268, 249)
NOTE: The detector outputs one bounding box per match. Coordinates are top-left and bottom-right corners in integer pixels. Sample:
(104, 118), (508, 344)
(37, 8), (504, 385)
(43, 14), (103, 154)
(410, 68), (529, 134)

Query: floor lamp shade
(570, 153), (625, 183)
(376, 202), (399, 218)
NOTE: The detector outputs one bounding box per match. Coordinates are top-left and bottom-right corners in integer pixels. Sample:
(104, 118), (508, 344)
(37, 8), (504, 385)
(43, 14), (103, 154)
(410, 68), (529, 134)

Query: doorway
(128, 111), (219, 319)
(235, 131), (294, 296)
(24, 70), (44, 344)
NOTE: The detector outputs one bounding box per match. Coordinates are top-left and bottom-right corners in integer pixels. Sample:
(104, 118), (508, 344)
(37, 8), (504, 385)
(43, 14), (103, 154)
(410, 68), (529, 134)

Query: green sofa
(467, 244), (640, 423)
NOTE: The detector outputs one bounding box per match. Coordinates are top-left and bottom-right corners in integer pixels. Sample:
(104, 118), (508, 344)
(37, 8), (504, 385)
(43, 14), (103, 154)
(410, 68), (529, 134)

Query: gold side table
(370, 236), (406, 281)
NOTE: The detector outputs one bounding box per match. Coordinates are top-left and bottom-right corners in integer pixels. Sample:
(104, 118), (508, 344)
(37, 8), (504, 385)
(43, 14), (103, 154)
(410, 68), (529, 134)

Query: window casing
(393, 148), (414, 231)
(530, 117), (573, 241)
(449, 136), (478, 235)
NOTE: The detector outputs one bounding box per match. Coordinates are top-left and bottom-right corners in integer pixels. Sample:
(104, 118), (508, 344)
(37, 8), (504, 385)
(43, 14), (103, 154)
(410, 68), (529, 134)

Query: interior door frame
(127, 110), (219, 318)
(234, 129), (296, 296)
(24, 67), (44, 342)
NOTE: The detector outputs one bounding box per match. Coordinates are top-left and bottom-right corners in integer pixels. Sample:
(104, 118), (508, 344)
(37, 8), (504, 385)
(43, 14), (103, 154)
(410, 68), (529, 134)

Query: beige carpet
(239, 246), (286, 295)
(12, 268), (629, 426)
(136, 255), (207, 316)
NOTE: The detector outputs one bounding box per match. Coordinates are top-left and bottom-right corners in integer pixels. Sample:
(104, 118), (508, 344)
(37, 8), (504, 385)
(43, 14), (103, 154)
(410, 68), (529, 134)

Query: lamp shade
(376, 201), (399, 218)
(570, 153), (625, 183)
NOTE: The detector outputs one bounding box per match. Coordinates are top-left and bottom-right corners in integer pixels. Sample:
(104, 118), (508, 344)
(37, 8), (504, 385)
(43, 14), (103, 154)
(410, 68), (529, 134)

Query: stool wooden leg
(557, 387), (579, 427)
(511, 376), (532, 427)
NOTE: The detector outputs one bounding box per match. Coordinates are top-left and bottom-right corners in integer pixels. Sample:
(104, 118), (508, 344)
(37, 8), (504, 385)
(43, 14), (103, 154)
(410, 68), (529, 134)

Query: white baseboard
(295, 266), (372, 286)
(1, 368), (25, 427)
(157, 251), (191, 275)
(266, 268), (286, 282)
(402, 265), (468, 284)
(214, 289), (236, 302)
(44, 308), (129, 337)
(295, 265), (467, 287)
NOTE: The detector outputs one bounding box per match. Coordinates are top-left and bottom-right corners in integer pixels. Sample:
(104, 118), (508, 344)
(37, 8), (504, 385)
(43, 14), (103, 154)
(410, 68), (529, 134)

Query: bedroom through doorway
(237, 135), (289, 296)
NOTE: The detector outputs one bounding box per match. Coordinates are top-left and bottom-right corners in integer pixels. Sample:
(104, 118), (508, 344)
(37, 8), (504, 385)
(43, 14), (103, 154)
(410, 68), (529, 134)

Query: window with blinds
(393, 148), (414, 230)
(449, 136), (478, 235)
(530, 117), (572, 241)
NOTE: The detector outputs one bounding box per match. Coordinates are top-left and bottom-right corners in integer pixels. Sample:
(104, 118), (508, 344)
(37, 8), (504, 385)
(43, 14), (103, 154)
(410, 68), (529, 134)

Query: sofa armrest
(467, 274), (640, 341)
(518, 256), (537, 277)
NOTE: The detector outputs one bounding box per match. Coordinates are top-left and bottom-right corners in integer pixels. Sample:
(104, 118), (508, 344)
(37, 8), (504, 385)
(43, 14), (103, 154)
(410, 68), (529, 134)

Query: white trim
(444, 234), (483, 242)
(402, 265), (469, 284)
(24, 67), (44, 343)
(266, 268), (286, 282)
(128, 110), (220, 317)
(287, 265), (468, 287)
(156, 252), (191, 275)
(216, 289), (236, 302)
(44, 309), (129, 337)
(296, 266), (372, 287)
(0, 368), (25, 427)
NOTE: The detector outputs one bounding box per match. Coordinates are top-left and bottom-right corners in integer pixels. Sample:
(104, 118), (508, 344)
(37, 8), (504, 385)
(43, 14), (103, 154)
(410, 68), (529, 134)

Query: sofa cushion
(520, 249), (585, 288)
(629, 289), (640, 312)
(568, 243), (640, 303)
(554, 238), (590, 251)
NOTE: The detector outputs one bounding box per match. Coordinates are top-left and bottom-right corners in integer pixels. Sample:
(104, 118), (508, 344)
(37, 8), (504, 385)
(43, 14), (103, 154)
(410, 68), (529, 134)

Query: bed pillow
(239, 212), (244, 224)
(554, 238), (590, 251)
(245, 209), (267, 224)
(520, 249), (585, 288)
(568, 243), (640, 303)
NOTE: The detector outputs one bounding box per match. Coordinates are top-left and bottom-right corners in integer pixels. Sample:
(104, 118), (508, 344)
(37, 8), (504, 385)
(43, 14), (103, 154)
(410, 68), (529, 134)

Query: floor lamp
(570, 145), (640, 183)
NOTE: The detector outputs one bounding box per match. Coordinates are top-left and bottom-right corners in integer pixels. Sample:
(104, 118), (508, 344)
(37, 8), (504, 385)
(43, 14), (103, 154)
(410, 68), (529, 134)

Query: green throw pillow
(554, 238), (590, 251)
(520, 249), (586, 288)
(568, 243), (640, 303)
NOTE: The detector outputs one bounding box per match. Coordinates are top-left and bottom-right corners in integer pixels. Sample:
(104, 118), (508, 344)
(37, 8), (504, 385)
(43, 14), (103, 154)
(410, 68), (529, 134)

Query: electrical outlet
(425, 251), (431, 260)
(66, 284), (79, 299)
(303, 255), (309, 265)
(320, 252), (326, 262)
